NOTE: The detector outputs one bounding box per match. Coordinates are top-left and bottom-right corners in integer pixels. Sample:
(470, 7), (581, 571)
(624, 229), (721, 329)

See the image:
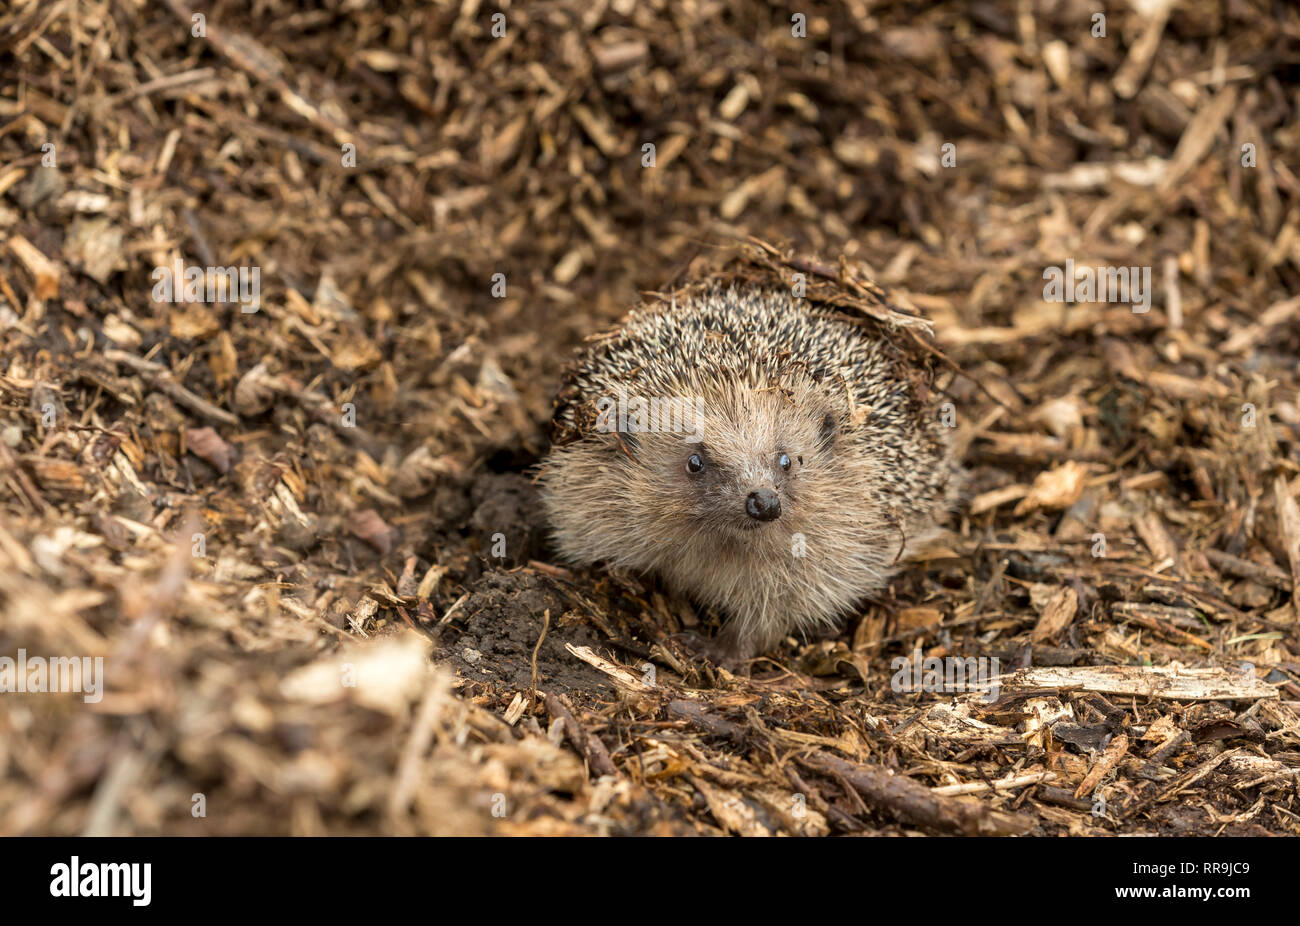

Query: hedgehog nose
(745, 489), (781, 522)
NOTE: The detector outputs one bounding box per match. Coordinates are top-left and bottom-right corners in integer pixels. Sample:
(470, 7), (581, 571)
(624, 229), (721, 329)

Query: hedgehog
(539, 283), (962, 664)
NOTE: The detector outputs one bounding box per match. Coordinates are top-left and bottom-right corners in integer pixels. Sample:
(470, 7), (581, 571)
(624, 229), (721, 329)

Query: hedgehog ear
(818, 413), (836, 452)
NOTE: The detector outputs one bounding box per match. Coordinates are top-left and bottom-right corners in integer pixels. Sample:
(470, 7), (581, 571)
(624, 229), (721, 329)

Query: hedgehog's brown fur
(540, 283), (962, 662)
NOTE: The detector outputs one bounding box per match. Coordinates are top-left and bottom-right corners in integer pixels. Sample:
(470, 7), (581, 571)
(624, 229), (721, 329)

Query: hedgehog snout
(745, 488), (781, 522)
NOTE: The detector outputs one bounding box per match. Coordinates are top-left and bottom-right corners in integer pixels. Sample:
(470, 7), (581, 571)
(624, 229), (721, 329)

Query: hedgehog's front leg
(672, 623), (756, 672)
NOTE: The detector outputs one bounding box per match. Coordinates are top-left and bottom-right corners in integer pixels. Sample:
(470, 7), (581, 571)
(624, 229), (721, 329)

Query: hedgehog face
(636, 379), (843, 540)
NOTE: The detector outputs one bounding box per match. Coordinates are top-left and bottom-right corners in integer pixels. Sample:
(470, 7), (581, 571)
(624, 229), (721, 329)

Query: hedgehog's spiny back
(556, 285), (920, 437)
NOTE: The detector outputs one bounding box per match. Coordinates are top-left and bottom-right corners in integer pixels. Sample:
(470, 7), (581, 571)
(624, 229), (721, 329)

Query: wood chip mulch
(1, 0), (1298, 835)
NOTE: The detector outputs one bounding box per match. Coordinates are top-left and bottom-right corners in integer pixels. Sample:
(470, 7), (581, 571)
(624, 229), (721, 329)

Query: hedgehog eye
(686, 453), (705, 474)
(777, 452), (791, 471)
